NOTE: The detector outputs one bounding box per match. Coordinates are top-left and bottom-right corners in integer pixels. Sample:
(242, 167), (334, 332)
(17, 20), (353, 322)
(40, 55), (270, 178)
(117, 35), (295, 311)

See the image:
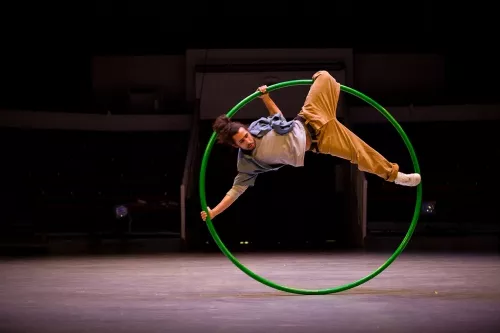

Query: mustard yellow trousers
(297, 70), (399, 182)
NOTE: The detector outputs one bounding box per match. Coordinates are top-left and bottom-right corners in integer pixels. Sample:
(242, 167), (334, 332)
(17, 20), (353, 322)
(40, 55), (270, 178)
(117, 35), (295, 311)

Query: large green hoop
(199, 79), (422, 295)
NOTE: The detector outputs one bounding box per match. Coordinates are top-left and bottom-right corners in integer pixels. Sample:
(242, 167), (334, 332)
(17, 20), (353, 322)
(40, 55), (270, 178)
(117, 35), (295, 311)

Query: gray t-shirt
(227, 120), (307, 199)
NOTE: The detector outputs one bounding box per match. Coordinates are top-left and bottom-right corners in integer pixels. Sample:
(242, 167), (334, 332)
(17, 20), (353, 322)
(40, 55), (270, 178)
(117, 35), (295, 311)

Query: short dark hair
(212, 115), (247, 145)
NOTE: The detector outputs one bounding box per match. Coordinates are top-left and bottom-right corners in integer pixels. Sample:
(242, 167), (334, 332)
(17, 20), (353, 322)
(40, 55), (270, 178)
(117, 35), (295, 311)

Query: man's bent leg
(318, 119), (399, 182)
(297, 70), (340, 132)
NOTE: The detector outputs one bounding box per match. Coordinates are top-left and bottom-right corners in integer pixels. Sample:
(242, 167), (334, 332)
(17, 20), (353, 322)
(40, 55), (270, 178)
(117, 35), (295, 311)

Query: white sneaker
(395, 172), (421, 187)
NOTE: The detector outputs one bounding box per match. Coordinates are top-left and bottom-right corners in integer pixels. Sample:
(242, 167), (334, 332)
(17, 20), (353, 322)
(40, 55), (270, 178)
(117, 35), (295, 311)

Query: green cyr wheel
(199, 79), (422, 295)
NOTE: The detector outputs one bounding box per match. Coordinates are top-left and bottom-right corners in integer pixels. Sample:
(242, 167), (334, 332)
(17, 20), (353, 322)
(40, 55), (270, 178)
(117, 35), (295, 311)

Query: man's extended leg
(318, 119), (400, 181)
(298, 70), (420, 186)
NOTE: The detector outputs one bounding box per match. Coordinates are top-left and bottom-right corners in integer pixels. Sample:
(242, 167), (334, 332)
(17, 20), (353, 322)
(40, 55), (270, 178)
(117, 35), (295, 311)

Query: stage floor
(1, 251), (499, 332)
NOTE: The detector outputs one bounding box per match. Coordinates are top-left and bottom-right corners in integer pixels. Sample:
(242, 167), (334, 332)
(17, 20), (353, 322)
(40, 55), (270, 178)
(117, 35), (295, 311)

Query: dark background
(0, 3), (499, 255)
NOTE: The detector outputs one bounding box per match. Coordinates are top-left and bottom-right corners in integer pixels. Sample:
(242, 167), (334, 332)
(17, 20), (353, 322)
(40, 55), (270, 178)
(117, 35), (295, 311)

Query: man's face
(232, 127), (256, 150)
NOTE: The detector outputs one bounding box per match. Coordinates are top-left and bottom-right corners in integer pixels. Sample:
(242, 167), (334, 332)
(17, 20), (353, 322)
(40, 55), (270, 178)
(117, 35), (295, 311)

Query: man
(201, 70), (421, 222)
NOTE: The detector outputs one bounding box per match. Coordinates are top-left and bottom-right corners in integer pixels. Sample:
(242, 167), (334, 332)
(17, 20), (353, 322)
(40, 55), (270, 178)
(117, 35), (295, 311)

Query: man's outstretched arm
(257, 85), (281, 116)
(200, 185), (248, 221)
